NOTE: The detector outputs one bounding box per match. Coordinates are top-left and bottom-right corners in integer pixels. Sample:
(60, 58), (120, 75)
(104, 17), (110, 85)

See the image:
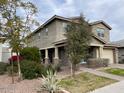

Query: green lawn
(59, 72), (116, 93)
(104, 68), (124, 76)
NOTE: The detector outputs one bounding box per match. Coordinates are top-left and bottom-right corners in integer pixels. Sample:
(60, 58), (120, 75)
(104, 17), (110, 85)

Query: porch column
(45, 49), (49, 65)
(115, 48), (119, 64)
(54, 47), (59, 64)
(99, 46), (103, 58)
(96, 48), (99, 58)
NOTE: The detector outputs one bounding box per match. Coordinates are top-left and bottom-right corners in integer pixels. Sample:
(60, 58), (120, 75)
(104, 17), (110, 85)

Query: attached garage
(103, 48), (114, 64)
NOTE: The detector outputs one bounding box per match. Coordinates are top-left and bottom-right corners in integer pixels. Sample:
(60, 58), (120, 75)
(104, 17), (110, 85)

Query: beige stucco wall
(27, 20), (58, 49)
(91, 37), (104, 46)
(91, 23), (110, 42)
(27, 20), (69, 49)
(27, 20), (110, 50)
(56, 20), (67, 41)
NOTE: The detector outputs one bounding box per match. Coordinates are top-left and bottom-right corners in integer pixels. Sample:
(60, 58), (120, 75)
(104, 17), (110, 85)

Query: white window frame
(38, 33), (41, 39)
(62, 23), (67, 33)
(96, 28), (105, 38)
(45, 28), (48, 35)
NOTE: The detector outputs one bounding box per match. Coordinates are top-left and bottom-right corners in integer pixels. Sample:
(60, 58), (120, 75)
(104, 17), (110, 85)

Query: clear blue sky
(30, 0), (124, 42)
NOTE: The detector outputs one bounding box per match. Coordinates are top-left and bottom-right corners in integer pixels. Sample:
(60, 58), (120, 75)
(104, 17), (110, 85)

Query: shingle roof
(112, 39), (124, 47)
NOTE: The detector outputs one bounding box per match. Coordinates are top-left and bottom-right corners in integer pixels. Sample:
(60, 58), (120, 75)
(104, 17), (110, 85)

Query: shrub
(0, 62), (7, 75)
(20, 60), (46, 79)
(20, 47), (40, 62)
(45, 64), (55, 73)
(87, 58), (109, 68)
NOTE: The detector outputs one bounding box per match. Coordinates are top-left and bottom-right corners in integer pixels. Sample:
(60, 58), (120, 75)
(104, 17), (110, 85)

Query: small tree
(0, 0), (39, 80)
(65, 15), (92, 76)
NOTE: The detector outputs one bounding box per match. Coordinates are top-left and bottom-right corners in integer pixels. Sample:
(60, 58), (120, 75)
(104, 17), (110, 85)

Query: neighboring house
(0, 46), (11, 63)
(112, 39), (124, 62)
(27, 15), (118, 65)
(0, 37), (11, 63)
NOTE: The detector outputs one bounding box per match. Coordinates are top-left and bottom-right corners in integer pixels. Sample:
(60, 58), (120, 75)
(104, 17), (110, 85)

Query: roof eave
(90, 21), (112, 30)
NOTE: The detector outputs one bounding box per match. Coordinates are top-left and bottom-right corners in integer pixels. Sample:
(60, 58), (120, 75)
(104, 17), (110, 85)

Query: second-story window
(62, 23), (67, 33)
(38, 33), (41, 39)
(96, 28), (105, 38)
(45, 28), (48, 35)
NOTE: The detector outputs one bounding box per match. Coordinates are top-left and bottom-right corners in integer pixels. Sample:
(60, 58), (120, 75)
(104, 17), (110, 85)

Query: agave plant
(41, 70), (61, 93)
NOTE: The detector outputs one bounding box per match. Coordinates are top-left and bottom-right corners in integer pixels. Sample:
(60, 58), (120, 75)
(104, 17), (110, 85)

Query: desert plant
(0, 62), (7, 75)
(40, 70), (61, 93)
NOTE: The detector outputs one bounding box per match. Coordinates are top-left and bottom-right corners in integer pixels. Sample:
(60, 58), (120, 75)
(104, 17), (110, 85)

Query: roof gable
(90, 20), (112, 30)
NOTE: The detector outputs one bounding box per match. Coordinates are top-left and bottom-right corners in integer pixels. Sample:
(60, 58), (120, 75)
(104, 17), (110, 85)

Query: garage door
(103, 49), (114, 64)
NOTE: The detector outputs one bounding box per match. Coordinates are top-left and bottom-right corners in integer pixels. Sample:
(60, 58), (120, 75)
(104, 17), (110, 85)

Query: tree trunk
(11, 51), (14, 84)
(71, 63), (73, 76)
(71, 63), (76, 77)
(16, 52), (22, 81)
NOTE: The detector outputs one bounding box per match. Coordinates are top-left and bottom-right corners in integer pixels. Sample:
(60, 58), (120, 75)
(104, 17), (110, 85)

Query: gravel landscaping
(0, 66), (71, 93)
(0, 75), (42, 93)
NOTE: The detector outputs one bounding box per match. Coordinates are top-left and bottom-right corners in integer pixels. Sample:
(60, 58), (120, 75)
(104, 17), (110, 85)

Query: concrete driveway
(89, 80), (124, 93)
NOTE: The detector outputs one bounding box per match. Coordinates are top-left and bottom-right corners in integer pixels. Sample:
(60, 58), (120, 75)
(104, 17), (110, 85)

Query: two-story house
(27, 15), (118, 65)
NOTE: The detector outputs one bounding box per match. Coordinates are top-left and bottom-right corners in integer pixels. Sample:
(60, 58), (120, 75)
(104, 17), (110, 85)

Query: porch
(40, 46), (68, 66)
(40, 44), (105, 65)
(89, 45), (104, 58)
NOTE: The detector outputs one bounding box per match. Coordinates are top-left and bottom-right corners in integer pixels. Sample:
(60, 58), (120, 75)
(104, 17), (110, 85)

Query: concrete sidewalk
(80, 67), (124, 81)
(89, 80), (124, 93)
(110, 64), (124, 69)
